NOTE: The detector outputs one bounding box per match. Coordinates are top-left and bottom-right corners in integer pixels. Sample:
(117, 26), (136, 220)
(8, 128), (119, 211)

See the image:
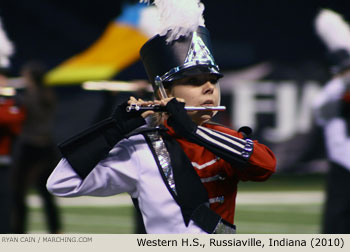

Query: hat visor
(163, 65), (223, 83)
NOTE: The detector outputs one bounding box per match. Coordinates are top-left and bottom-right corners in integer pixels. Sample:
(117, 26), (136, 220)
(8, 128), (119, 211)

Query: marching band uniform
(0, 93), (25, 234)
(47, 0), (276, 233)
(0, 97), (25, 162)
(313, 9), (350, 233)
(313, 67), (350, 234)
(0, 17), (26, 233)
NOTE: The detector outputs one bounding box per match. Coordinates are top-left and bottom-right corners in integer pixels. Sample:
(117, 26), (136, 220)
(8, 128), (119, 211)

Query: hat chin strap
(153, 75), (168, 99)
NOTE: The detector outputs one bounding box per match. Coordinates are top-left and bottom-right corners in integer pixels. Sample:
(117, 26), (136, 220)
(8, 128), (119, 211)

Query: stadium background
(1, 0), (349, 233)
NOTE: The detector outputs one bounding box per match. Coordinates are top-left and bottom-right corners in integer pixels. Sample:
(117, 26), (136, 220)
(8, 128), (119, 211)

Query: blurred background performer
(0, 18), (25, 233)
(11, 61), (62, 233)
(313, 9), (350, 234)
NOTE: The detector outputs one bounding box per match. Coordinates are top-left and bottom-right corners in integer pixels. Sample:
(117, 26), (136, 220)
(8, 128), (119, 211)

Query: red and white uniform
(0, 97), (25, 164)
(166, 122), (276, 224)
(48, 121), (276, 233)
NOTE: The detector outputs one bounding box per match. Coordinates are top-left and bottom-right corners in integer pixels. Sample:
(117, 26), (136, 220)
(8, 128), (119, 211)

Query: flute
(126, 104), (226, 112)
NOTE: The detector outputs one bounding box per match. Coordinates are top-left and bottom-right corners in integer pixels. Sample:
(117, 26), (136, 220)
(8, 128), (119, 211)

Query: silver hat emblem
(184, 31), (217, 66)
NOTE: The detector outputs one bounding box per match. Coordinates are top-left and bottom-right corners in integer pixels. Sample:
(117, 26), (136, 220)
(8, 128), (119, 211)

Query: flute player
(46, 0), (276, 234)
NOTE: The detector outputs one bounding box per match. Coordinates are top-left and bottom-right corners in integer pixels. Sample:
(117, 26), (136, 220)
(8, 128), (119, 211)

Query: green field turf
(27, 174), (326, 234)
(235, 204), (322, 233)
(238, 173), (326, 191)
(27, 203), (323, 234)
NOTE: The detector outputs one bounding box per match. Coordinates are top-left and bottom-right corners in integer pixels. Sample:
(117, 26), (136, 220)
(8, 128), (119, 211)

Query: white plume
(140, 0), (205, 43)
(139, 6), (160, 38)
(315, 9), (350, 53)
(0, 18), (14, 68)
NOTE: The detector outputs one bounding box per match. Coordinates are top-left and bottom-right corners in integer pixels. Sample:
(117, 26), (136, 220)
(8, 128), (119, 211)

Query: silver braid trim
(242, 139), (254, 160)
(147, 132), (177, 195)
(214, 220), (236, 234)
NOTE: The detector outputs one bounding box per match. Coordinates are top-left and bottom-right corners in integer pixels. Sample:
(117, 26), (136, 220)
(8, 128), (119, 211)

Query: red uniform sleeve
(206, 123), (277, 181)
(234, 139), (276, 181)
(0, 99), (26, 134)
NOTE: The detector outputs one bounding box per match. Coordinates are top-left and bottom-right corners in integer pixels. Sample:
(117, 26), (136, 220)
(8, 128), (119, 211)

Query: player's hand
(163, 98), (197, 136)
(111, 96), (151, 135)
(127, 96), (155, 118)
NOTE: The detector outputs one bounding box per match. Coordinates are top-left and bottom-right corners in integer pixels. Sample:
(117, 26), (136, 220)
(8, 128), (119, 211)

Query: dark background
(1, 0), (349, 74)
(1, 0), (350, 172)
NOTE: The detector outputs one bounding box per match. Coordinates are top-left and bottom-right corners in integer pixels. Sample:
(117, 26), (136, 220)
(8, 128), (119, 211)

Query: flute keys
(125, 104), (140, 112)
(125, 104), (226, 112)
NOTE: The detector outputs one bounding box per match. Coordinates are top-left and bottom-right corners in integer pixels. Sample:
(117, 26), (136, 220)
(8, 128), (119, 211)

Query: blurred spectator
(11, 61), (61, 233)
(313, 9), (350, 233)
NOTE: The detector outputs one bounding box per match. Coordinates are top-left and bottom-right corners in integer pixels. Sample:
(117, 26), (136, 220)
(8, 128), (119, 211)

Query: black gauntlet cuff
(58, 118), (123, 179)
(166, 98), (197, 136)
(112, 101), (147, 135)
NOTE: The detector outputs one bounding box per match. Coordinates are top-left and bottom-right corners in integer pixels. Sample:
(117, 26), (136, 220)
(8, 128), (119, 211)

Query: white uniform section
(47, 134), (205, 233)
(313, 76), (350, 171)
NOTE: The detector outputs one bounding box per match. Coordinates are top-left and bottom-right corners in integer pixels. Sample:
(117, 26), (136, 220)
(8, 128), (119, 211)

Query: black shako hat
(140, 26), (223, 86)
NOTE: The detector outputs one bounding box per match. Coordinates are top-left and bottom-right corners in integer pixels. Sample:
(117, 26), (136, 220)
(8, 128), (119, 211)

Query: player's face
(170, 74), (220, 125)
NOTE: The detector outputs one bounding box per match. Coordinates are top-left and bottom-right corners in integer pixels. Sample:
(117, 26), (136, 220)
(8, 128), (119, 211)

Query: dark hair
(0, 67), (10, 76)
(21, 61), (47, 87)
